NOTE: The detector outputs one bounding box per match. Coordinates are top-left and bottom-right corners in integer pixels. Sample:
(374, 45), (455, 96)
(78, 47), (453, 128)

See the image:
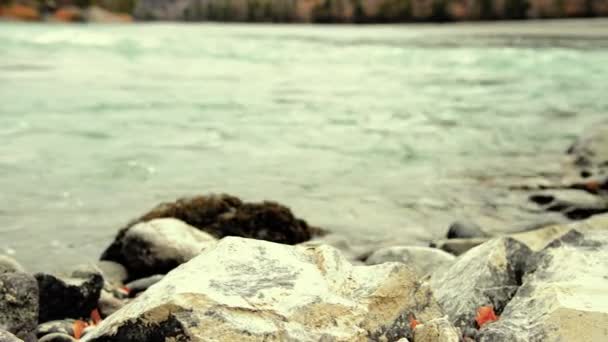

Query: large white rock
(478, 229), (608, 342)
(83, 237), (444, 342)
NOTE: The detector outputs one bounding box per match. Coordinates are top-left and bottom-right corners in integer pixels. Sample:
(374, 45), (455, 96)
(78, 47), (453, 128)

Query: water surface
(1, 20), (607, 270)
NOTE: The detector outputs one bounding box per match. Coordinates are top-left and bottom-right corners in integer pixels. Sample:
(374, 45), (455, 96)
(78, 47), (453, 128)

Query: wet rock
(101, 218), (216, 280)
(0, 255), (24, 274)
(0, 329), (22, 342)
(365, 246), (455, 276)
(0, 272), (38, 342)
(529, 189), (608, 220)
(478, 229), (608, 341)
(413, 316), (460, 342)
(124, 274), (164, 296)
(101, 195), (321, 277)
(446, 220), (489, 239)
(429, 237), (489, 256)
(83, 237), (444, 342)
(429, 237), (532, 330)
(35, 272), (103, 322)
(38, 333), (77, 342)
(36, 320), (75, 338)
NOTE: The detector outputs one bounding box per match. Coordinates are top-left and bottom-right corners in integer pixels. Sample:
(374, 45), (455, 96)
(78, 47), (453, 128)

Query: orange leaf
(73, 320), (88, 339)
(408, 314), (420, 330)
(475, 305), (499, 328)
(91, 308), (102, 325)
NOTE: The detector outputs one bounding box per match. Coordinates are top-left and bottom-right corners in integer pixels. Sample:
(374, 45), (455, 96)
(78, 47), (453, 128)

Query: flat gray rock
(83, 237), (444, 341)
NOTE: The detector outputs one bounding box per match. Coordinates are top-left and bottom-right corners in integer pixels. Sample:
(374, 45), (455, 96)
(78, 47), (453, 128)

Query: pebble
(446, 220), (489, 239)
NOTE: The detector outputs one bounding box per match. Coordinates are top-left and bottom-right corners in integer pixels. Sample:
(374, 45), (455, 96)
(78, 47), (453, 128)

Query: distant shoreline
(2, 0), (608, 24)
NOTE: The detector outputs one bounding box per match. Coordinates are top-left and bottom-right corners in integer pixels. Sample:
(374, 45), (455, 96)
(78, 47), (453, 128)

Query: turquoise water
(1, 20), (608, 270)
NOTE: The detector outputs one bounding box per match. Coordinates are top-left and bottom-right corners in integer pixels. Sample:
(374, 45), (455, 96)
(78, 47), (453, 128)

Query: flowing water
(1, 19), (608, 271)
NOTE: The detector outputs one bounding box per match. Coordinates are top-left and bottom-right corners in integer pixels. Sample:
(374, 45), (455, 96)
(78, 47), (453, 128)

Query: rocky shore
(1, 0), (608, 23)
(1, 121), (608, 342)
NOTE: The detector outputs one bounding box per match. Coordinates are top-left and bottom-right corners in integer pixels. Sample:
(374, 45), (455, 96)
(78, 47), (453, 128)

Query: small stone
(0, 255), (25, 274)
(124, 274), (164, 296)
(365, 246), (455, 276)
(0, 329), (23, 342)
(446, 220), (489, 239)
(0, 272), (38, 342)
(36, 320), (75, 338)
(38, 333), (77, 342)
(35, 272), (103, 322)
(98, 290), (125, 318)
(429, 238), (489, 256)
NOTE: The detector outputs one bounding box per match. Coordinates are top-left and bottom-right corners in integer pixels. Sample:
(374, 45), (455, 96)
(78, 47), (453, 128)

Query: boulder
(101, 218), (216, 280)
(478, 229), (608, 341)
(529, 189), (608, 220)
(0, 255), (24, 274)
(101, 195), (320, 276)
(429, 237), (532, 330)
(365, 246), (455, 277)
(446, 220), (489, 239)
(0, 272), (38, 342)
(35, 272), (103, 322)
(83, 237), (444, 341)
(0, 329), (22, 342)
(413, 316), (460, 342)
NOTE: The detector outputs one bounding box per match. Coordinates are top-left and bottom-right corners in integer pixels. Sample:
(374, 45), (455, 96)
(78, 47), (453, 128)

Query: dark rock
(365, 246), (455, 276)
(101, 194), (321, 278)
(38, 333), (77, 342)
(124, 274), (163, 297)
(0, 255), (25, 274)
(478, 229), (608, 341)
(429, 238), (489, 256)
(83, 237), (444, 341)
(0, 272), (38, 342)
(529, 189), (608, 220)
(429, 237), (532, 331)
(0, 329), (22, 342)
(100, 218), (216, 280)
(446, 220), (489, 239)
(36, 320), (75, 338)
(35, 272), (103, 323)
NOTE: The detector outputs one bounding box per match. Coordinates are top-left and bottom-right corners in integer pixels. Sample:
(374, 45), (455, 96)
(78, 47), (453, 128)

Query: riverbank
(1, 121), (607, 341)
(1, 0), (608, 23)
